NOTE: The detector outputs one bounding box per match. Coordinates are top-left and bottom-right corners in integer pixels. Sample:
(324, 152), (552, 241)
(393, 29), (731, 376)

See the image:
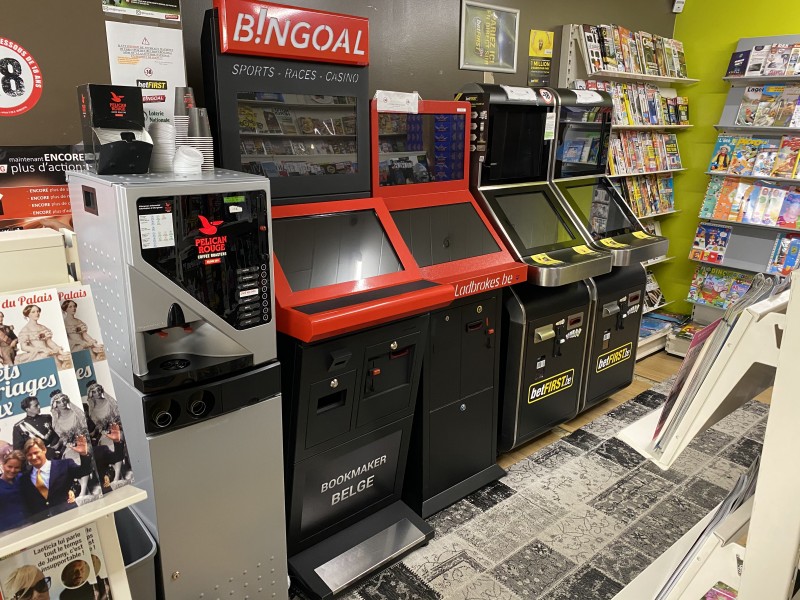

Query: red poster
(214, 0), (369, 65)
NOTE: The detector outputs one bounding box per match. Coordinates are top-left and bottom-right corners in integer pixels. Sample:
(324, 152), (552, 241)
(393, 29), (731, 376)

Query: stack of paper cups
(187, 107), (215, 171)
(173, 146), (204, 175)
(147, 122), (176, 173)
(174, 87), (195, 148)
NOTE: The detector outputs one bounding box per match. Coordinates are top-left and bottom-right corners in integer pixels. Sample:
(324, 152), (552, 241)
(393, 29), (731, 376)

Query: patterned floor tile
(587, 541), (652, 585)
(603, 401), (653, 426)
(542, 566), (623, 600)
(592, 438), (646, 470)
(528, 440), (583, 471)
(679, 477), (730, 511)
(562, 428), (603, 452)
(741, 399), (770, 418)
(427, 500), (484, 539)
(619, 495), (706, 560)
(581, 415), (623, 440)
(441, 573), (520, 600)
(744, 419), (767, 444)
(465, 480), (516, 512)
(711, 409), (762, 438)
(649, 494), (708, 525)
(589, 468), (673, 524)
(719, 437), (762, 468)
(501, 457), (540, 492)
(538, 503), (626, 564)
(687, 428), (735, 456)
(403, 536), (491, 596)
(649, 376), (676, 396)
(632, 389), (667, 409)
(491, 541), (576, 598)
(698, 457), (748, 490)
(355, 563), (442, 600)
(529, 454), (626, 509)
(456, 493), (557, 561)
(641, 447), (710, 484)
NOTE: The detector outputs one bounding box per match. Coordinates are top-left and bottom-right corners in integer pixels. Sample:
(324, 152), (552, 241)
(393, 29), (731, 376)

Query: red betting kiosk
(202, 4), (441, 598)
(370, 98), (527, 517)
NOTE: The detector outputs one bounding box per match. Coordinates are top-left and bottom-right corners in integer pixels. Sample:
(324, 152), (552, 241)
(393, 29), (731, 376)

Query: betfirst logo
(528, 369), (574, 404)
(596, 342), (633, 373)
(109, 91), (126, 116)
(216, 0), (369, 65)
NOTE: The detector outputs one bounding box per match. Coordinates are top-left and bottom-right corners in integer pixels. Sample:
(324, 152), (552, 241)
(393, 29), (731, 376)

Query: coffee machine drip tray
(137, 352), (253, 393)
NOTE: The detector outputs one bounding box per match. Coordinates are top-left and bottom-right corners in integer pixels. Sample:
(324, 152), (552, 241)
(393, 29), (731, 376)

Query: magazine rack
(0, 230), (147, 600)
(614, 274), (800, 599)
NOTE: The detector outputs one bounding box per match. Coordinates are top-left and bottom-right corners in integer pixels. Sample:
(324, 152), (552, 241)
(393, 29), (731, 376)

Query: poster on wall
(459, 1), (519, 73)
(105, 21), (187, 124)
(0, 146), (85, 231)
(0, 36), (44, 118)
(102, 0), (181, 22)
(527, 29), (554, 86)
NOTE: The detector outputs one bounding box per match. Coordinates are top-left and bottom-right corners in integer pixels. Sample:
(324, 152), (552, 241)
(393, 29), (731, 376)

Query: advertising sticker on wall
(105, 21), (187, 124)
(0, 37), (43, 117)
(102, 0), (181, 22)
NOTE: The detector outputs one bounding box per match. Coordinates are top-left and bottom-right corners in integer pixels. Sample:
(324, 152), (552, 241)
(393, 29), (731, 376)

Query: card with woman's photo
(0, 288), (103, 533)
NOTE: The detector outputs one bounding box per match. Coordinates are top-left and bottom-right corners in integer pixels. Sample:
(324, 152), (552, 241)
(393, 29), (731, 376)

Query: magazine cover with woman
(57, 284), (134, 494)
(0, 289), (103, 533)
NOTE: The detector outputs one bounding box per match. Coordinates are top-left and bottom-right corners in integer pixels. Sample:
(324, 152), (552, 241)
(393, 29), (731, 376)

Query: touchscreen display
(272, 210), (403, 291)
(558, 182), (635, 239)
(493, 191), (576, 250)
(392, 202), (500, 266)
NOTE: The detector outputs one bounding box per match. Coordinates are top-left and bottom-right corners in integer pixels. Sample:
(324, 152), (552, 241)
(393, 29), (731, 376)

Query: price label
(599, 238), (629, 248)
(0, 38), (43, 117)
(572, 244), (598, 255)
(632, 231), (654, 239)
(529, 253), (563, 265)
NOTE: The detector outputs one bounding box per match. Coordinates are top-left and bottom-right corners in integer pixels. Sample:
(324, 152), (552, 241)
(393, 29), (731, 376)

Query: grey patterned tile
(528, 440), (583, 471)
(465, 480), (516, 512)
(492, 541), (576, 598)
(633, 389), (667, 409)
(354, 563), (442, 600)
(698, 458), (747, 490)
(589, 468), (673, 524)
(687, 428), (735, 456)
(403, 536), (490, 595)
(587, 541), (652, 585)
(427, 499), (484, 539)
(501, 457), (540, 492)
(741, 399), (770, 417)
(642, 447), (710, 484)
(679, 477), (729, 511)
(526, 454), (625, 509)
(711, 409), (762, 438)
(582, 415), (623, 440)
(441, 573), (520, 600)
(542, 566), (623, 600)
(538, 503), (625, 564)
(650, 376), (676, 395)
(604, 402), (653, 425)
(562, 428), (603, 452)
(744, 418), (767, 444)
(649, 494), (708, 525)
(619, 510), (688, 559)
(456, 493), (557, 561)
(719, 437), (762, 468)
(592, 438), (646, 470)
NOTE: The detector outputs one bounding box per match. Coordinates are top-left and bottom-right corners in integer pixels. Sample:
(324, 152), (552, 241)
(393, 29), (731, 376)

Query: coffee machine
(68, 170), (288, 600)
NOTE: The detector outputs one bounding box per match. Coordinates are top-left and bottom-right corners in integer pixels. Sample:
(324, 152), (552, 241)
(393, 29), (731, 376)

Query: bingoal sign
(213, 0), (369, 65)
(0, 37), (43, 117)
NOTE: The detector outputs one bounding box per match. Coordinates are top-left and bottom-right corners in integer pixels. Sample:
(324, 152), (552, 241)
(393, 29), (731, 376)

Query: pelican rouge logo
(196, 215), (228, 265)
(109, 91), (127, 117)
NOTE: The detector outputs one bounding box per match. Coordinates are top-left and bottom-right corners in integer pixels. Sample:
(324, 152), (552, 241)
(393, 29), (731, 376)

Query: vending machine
(549, 89), (666, 411)
(68, 170), (288, 600)
(370, 98), (527, 517)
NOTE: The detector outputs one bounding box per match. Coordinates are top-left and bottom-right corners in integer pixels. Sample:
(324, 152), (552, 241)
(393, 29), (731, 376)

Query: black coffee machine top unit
(550, 89), (669, 265)
(456, 83), (612, 287)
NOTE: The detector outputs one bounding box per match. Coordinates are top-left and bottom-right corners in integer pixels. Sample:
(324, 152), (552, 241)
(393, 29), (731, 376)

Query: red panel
(370, 99), (471, 197)
(214, 0), (369, 65)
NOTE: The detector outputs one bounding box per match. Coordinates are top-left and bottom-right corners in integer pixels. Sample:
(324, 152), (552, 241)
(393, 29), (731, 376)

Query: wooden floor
(498, 350), (683, 469)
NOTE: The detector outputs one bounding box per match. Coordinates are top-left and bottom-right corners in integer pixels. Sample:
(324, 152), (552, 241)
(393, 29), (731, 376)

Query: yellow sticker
(599, 238), (629, 249)
(572, 244), (598, 255)
(529, 253), (563, 265)
(632, 231), (654, 240)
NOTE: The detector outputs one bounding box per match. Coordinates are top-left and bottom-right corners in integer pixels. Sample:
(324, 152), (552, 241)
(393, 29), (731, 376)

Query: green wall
(662, 2), (800, 313)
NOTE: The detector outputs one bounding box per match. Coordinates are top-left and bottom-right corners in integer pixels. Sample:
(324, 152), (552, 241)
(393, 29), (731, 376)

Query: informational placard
(527, 29), (553, 86)
(459, 1), (519, 73)
(102, 0), (181, 22)
(0, 37), (43, 117)
(105, 21), (187, 124)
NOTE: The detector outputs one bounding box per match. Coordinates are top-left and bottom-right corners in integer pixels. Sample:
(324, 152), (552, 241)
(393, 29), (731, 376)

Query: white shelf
(702, 215), (798, 234)
(613, 124), (693, 131)
(688, 256), (762, 273)
(642, 255), (675, 267)
(639, 209), (681, 220)
(589, 69), (699, 85)
(724, 74), (800, 86)
(608, 168), (685, 178)
(705, 170), (800, 185)
(714, 124), (800, 135)
(644, 300), (674, 314)
(637, 327), (671, 359)
(0, 485), (147, 558)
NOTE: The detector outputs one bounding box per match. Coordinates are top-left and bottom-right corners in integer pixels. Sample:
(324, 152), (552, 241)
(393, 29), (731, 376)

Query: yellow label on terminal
(572, 244), (597, 255)
(529, 253), (563, 265)
(599, 238), (629, 248)
(632, 231), (654, 240)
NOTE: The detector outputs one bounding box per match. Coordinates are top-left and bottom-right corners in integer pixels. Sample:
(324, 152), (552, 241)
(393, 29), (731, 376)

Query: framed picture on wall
(459, 1), (520, 73)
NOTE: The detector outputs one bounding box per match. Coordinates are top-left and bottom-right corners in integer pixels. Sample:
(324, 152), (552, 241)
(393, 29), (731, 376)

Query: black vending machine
(549, 89), (668, 411)
(456, 83), (613, 452)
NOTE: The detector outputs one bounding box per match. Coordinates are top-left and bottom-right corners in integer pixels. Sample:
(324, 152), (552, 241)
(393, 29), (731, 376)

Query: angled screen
(558, 181), (635, 239)
(490, 190), (578, 253)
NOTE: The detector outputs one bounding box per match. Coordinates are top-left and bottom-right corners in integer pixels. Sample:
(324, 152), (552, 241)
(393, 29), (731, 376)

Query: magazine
(752, 85), (785, 127)
(777, 191), (800, 229)
(644, 270), (664, 311)
(766, 232), (800, 275)
(0, 289), (104, 533)
(763, 43), (792, 76)
(728, 138), (768, 176)
(689, 223), (731, 265)
(745, 45), (770, 75)
(750, 145), (779, 177)
(770, 136), (800, 178)
(700, 178), (723, 218)
(771, 86), (800, 128)
(702, 582), (738, 599)
(708, 135), (736, 172)
(735, 86), (762, 126)
(725, 50), (750, 77)
(56, 284), (133, 494)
